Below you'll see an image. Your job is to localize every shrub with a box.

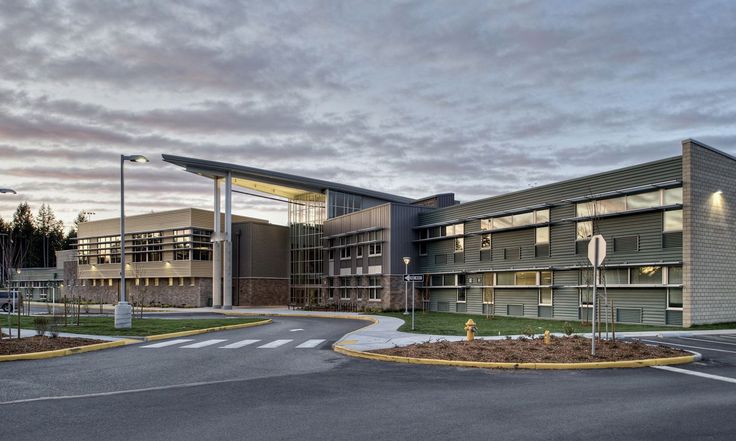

[49,316,62,338]
[563,322,575,336]
[33,316,50,337]
[521,326,535,338]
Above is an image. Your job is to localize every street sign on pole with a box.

[404,274,423,282]
[587,235,606,267]
[587,235,606,355]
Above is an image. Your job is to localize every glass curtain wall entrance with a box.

[288,192,326,305]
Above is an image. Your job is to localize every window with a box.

[496,272,515,285]
[576,221,593,240]
[369,276,381,301]
[340,287,350,300]
[419,243,427,256]
[494,215,513,229]
[627,191,660,210]
[340,246,351,260]
[540,271,552,285]
[664,187,683,205]
[168,277,173,286]
[576,187,683,218]
[480,209,549,232]
[668,288,683,309]
[481,234,491,250]
[154,278,159,286]
[179,277,184,287]
[445,223,464,236]
[535,226,549,244]
[515,272,537,286]
[535,209,550,223]
[539,288,552,306]
[580,289,593,306]
[631,266,663,284]
[601,268,629,285]
[356,245,363,258]
[668,266,683,284]
[108,278,113,286]
[369,242,382,256]
[457,289,466,303]
[454,237,464,253]
[664,210,683,232]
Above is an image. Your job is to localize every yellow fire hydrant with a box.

[465,319,477,342]
[544,330,551,345]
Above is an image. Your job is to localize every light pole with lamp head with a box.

[116,154,149,329]
[402,256,411,315]
[0,189,16,292]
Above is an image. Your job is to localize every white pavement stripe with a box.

[220,339,260,349]
[141,339,194,348]
[652,366,736,384]
[258,339,293,348]
[679,336,736,347]
[180,339,228,348]
[296,339,326,348]
[290,328,304,332]
[639,339,736,354]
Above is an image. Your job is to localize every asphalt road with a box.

[2,318,736,441]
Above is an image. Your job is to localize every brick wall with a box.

[235,278,288,306]
[683,140,736,326]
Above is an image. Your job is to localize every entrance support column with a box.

[223,172,233,310]
[212,178,222,308]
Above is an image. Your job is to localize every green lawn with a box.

[378,311,678,336]
[3,316,266,337]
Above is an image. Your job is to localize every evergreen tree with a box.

[11,202,35,268]
[34,204,65,267]
[63,211,89,250]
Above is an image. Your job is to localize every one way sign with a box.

[404,274,423,282]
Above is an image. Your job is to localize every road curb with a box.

[141,318,273,342]
[333,344,701,370]
[0,338,141,362]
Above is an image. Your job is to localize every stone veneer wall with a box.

[683,140,736,326]
[64,260,211,307]
[235,278,288,306]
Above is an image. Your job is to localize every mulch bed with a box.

[372,336,687,363]
[0,336,103,356]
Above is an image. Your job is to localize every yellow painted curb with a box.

[0,338,140,362]
[142,319,272,342]
[333,344,698,370]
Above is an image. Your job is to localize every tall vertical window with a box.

[454,237,464,253]
[535,227,549,244]
[663,210,683,232]
[576,221,593,240]
[481,234,491,250]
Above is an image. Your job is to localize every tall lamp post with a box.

[116,155,149,329]
[402,257,411,315]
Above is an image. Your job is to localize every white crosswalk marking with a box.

[220,339,260,349]
[180,339,228,348]
[258,339,293,348]
[296,339,325,348]
[141,339,194,348]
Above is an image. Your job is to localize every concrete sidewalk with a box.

[2,328,131,341]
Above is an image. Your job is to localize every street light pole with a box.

[115,155,149,329]
[402,257,410,315]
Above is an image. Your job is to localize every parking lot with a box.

[637,333,736,383]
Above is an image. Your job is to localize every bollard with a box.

[464,319,477,342]
[544,330,551,345]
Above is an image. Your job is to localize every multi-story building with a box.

[8,250,75,301]
[164,139,736,326]
[72,208,288,307]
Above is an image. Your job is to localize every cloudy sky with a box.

[1,0,735,228]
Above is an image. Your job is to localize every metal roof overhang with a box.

[162,154,413,203]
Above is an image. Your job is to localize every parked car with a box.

[0,290,17,312]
